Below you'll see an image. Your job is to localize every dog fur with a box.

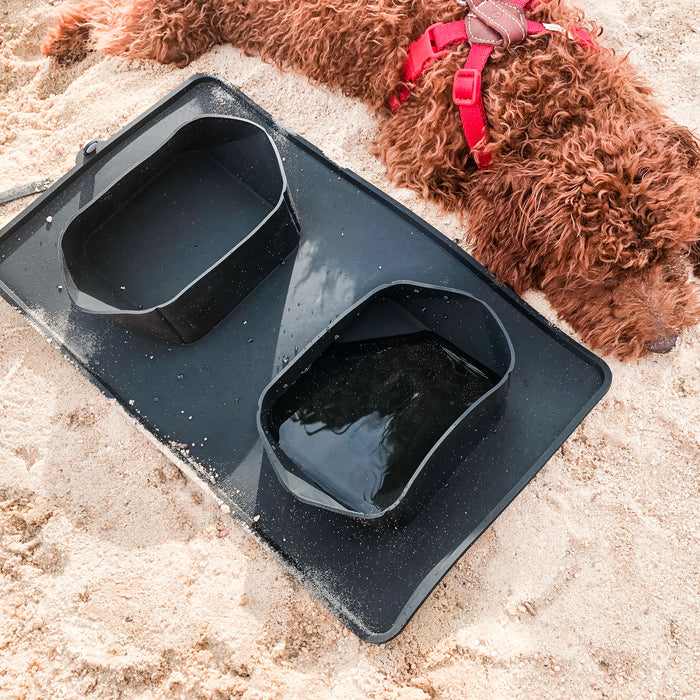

[41,0,700,359]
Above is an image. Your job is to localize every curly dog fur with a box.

[41,0,700,359]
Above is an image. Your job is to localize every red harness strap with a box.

[392,0,594,169]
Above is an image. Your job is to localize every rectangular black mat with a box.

[0,74,610,643]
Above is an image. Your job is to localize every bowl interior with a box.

[261,284,513,517]
[61,117,285,311]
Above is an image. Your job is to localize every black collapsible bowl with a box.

[59,115,300,343]
[0,75,612,642]
[258,281,515,525]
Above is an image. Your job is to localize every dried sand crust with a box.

[0,0,699,698]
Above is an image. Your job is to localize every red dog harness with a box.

[391,0,594,169]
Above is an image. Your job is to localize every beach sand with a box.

[1,0,699,697]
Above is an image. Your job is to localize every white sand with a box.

[1,0,699,697]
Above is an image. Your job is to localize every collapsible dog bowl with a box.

[59,115,300,343]
[0,75,611,643]
[258,282,515,525]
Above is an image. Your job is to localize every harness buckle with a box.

[405,23,450,82]
[452,68,482,106]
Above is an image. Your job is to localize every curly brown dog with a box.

[41,0,700,359]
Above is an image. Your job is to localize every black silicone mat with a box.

[0,74,611,643]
